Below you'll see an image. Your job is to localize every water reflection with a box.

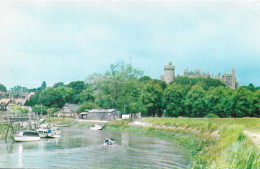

[0,128,189,168]
[18,143,23,168]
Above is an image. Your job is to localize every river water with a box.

[0,128,189,168]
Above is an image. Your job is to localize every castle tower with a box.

[232,68,236,89]
[163,62,175,84]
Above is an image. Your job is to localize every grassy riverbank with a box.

[137,118,260,169]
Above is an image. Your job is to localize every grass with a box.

[46,117,74,126]
[141,117,260,132]
[106,118,260,169]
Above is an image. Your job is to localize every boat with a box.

[36,128,49,138]
[90,124,102,130]
[36,127,61,138]
[104,138,115,146]
[13,131,40,142]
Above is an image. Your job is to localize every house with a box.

[0,99,11,111]
[54,103,81,118]
[80,109,119,121]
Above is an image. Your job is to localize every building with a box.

[81,109,119,121]
[215,68,238,89]
[160,61,238,89]
[54,103,81,118]
[184,68,210,78]
[160,62,175,84]
[0,99,11,111]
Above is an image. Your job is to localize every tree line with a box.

[2,62,259,117]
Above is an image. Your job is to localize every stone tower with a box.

[232,68,236,89]
[163,62,175,84]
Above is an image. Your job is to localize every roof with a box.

[88,109,117,113]
[64,103,81,113]
[0,99,11,105]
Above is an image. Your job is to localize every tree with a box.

[0,84,7,92]
[47,107,59,117]
[252,89,260,117]
[88,61,143,111]
[67,81,86,95]
[25,91,40,106]
[185,85,207,117]
[39,81,47,90]
[230,87,254,117]
[77,102,98,113]
[53,82,65,88]
[32,105,48,115]
[205,86,234,117]
[39,88,65,108]
[10,105,29,115]
[55,86,75,103]
[138,76,152,83]
[142,81,164,117]
[163,84,185,117]
[76,88,95,104]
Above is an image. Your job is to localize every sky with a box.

[1,1,260,89]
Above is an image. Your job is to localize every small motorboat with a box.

[104,138,115,146]
[13,131,40,142]
[36,127,61,138]
[90,124,102,130]
[36,128,49,138]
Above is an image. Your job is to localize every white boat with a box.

[36,127,61,138]
[90,124,102,130]
[36,128,49,138]
[13,131,40,142]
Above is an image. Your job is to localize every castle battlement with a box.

[160,62,238,89]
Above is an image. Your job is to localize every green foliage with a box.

[142,80,164,117]
[76,88,95,104]
[10,105,29,114]
[25,91,40,106]
[39,81,47,91]
[39,87,65,108]
[77,102,98,113]
[185,85,207,117]
[53,82,65,88]
[231,87,254,117]
[163,84,185,117]
[67,81,87,95]
[0,84,7,92]
[141,118,260,168]
[47,107,59,116]
[55,86,75,103]
[204,113,219,118]
[32,105,48,115]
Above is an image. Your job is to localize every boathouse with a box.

[80,109,119,121]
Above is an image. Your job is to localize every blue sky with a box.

[1,1,260,89]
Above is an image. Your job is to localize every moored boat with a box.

[13,131,40,142]
[36,127,61,138]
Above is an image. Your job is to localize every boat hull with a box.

[14,136,40,142]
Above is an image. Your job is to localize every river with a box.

[0,128,189,168]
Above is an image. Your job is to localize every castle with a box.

[160,62,238,89]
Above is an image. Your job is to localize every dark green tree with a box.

[39,88,65,108]
[67,81,86,95]
[55,86,75,103]
[163,84,185,117]
[231,87,254,117]
[39,81,47,90]
[0,84,7,92]
[53,82,65,88]
[185,85,207,117]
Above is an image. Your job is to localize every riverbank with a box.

[136,118,260,169]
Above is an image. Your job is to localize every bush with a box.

[205,113,219,118]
